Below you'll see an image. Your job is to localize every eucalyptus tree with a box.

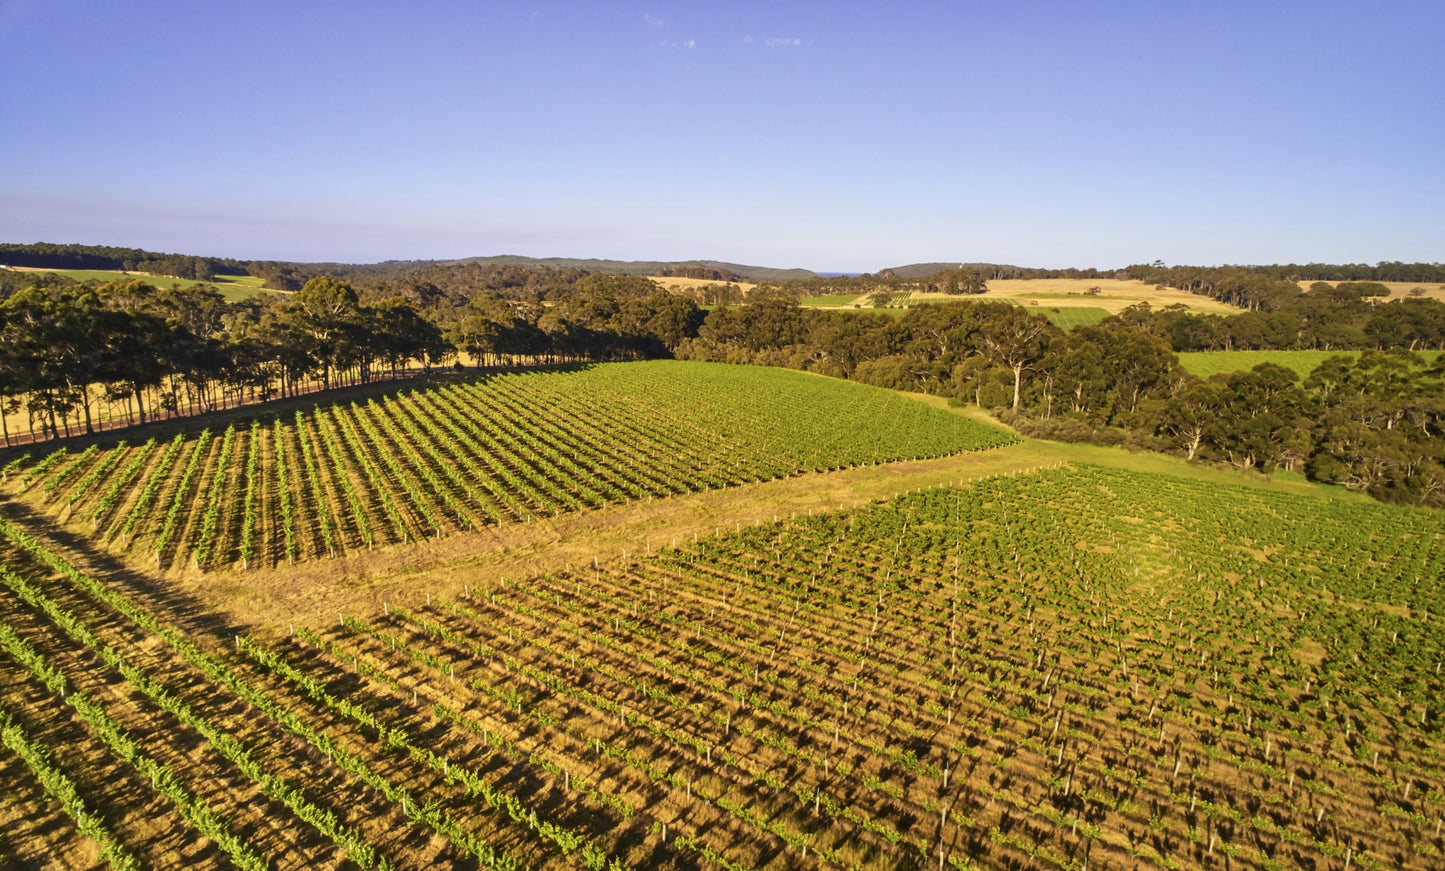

[282,277,363,388]
[969,301,1059,409]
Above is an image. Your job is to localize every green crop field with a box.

[1,357,1442,870]
[1179,349,1443,379]
[0,362,1013,572]
[1,457,1441,869]
[800,293,864,307]
[1035,305,1111,330]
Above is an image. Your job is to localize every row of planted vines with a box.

[264,465,1445,870]
[0,508,664,869]
[0,361,1014,572]
[5,461,1441,869]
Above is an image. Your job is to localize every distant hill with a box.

[878,262,1021,278]
[0,243,819,284]
[437,255,818,282]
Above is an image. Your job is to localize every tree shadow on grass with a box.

[0,495,247,648]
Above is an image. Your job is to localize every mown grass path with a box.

[175,411,1363,635]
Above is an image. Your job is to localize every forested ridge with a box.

[4,245,1445,507]
[0,243,810,289]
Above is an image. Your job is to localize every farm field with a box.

[1178,350,1444,380]
[797,301,1109,328]
[1,358,1442,870]
[800,294,863,307]
[1299,280,1445,302]
[869,279,1237,316]
[0,362,1014,574]
[1,454,1442,869]
[799,279,1239,320]
[649,275,759,297]
[7,267,281,302]
[1035,306,1111,330]
[157,407,1369,635]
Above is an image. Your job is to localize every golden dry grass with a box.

[1298,279,1445,301]
[646,275,759,296]
[966,278,1240,314]
[816,278,1241,315]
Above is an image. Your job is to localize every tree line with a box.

[1119,260,1445,290]
[0,271,705,445]
[676,297,1445,507]
[5,251,1445,507]
[1107,285,1445,352]
[6,242,1441,297]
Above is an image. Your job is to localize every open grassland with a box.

[800,294,863,307]
[1,454,1441,869]
[9,267,279,302]
[0,362,1013,575]
[965,278,1241,315]
[1035,306,1112,330]
[1179,350,1444,380]
[648,275,759,297]
[806,279,1240,318]
[1300,281,1445,302]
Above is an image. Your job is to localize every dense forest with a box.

[680,297,1445,506]
[3,244,1444,507]
[0,243,801,289]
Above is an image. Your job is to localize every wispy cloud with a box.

[763,37,802,48]
[660,37,695,50]
[642,12,663,28]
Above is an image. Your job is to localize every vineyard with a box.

[2,456,1442,869]
[0,362,1013,572]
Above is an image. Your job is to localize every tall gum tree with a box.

[970,302,1059,409]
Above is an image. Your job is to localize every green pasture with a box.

[1034,305,1110,330]
[12,268,278,302]
[1177,349,1443,380]
[800,294,862,306]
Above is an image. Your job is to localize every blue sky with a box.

[1,1,1441,272]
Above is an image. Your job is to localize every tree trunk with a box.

[1012,363,1024,409]
[81,387,94,434]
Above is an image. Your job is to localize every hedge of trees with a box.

[5,251,1445,507]
[0,278,448,442]
[1119,261,1445,297]
[0,271,707,445]
[1107,288,1445,352]
[677,297,1445,507]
